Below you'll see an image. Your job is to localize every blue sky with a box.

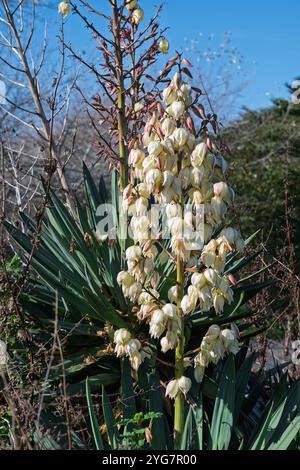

[51,0,300,114]
[151,0,300,111]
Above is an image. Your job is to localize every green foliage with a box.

[86,376,163,450]
[4,168,131,396]
[86,354,300,451]
[117,412,162,450]
[183,353,300,450]
[0,254,23,350]
[226,92,300,260]
[0,409,12,449]
[5,255,21,275]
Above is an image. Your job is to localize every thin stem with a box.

[174,253,185,449]
[112,0,128,191]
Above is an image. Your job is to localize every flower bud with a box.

[168,285,179,303]
[172,72,182,90]
[203,268,218,286]
[58,1,70,16]
[206,324,221,338]
[166,203,181,219]
[138,291,152,305]
[123,183,132,200]
[143,132,155,147]
[135,197,148,216]
[181,294,196,314]
[114,328,131,345]
[191,272,206,288]
[161,117,175,137]
[148,141,163,157]
[163,85,177,105]
[221,227,237,245]
[191,142,208,168]
[117,271,134,288]
[180,84,192,106]
[129,148,145,167]
[168,100,185,120]
[178,376,192,396]
[162,303,178,318]
[130,350,142,371]
[142,156,156,174]
[214,182,235,203]
[164,329,178,350]
[149,319,166,339]
[145,168,163,193]
[188,285,199,303]
[210,196,228,222]
[195,350,210,369]
[165,379,179,399]
[126,245,142,262]
[212,289,225,314]
[160,336,171,353]
[201,241,217,268]
[159,38,170,55]
[163,171,174,189]
[151,309,166,324]
[125,0,137,9]
[126,338,141,355]
[172,128,188,149]
[132,7,144,24]
[220,328,240,354]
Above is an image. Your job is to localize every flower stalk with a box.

[115,64,244,442]
[174,144,185,447]
[174,253,185,448]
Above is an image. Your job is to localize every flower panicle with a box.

[115,71,244,378]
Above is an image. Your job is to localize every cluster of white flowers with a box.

[181,268,234,315]
[194,324,240,383]
[166,376,192,400]
[149,303,180,353]
[114,328,151,371]
[201,227,244,273]
[116,71,244,395]
[117,243,158,301]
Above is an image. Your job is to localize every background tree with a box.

[225,79,300,345]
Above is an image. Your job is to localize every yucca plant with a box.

[4,163,281,446]
[3,0,299,451]
[4,68,292,450]
[5,165,268,383]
